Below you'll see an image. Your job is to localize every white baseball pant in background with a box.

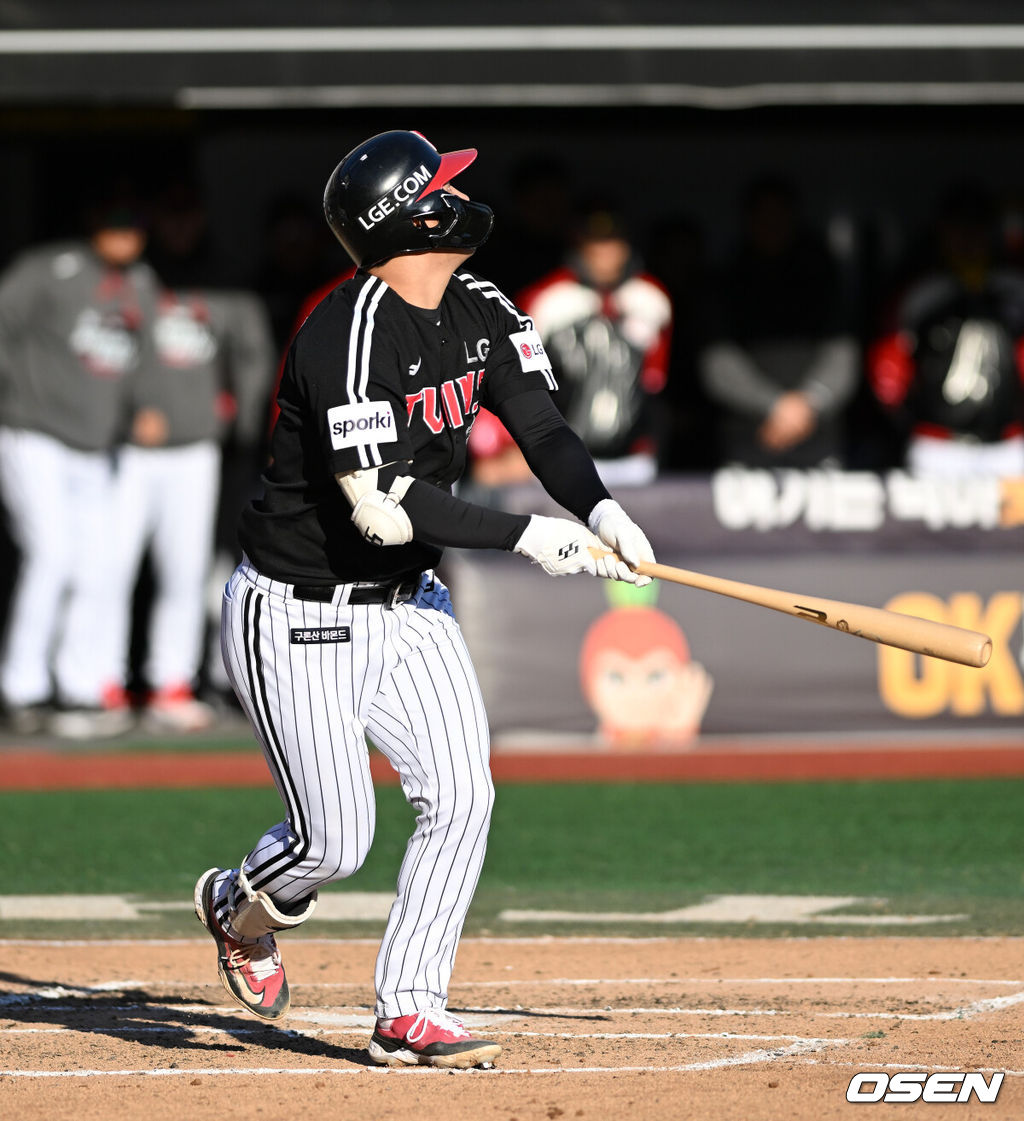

[0,426,117,707]
[213,559,494,1019]
[106,440,221,692]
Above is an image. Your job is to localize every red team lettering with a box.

[406,370,485,433]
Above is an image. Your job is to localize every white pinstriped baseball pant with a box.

[214,559,494,1019]
[0,427,117,707]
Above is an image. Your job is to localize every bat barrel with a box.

[625,557,994,669]
[842,610,993,668]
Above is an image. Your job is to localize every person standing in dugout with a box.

[0,194,159,738]
[194,130,656,1069]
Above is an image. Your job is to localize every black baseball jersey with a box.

[240,269,556,583]
[899,270,1024,442]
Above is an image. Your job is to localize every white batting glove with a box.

[513,515,602,577]
[587,498,655,587]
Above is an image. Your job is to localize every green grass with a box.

[487,779,1024,897]
[1,778,1021,937]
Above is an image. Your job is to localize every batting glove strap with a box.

[587,498,655,586]
[513,515,602,577]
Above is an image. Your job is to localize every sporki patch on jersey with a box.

[328,400,398,451]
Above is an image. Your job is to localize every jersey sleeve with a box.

[0,250,44,375]
[219,291,277,448]
[296,277,415,475]
[458,272,558,412]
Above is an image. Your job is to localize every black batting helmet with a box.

[323,130,494,268]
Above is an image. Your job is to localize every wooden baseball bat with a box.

[591,550,992,668]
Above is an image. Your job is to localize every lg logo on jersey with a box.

[511,328,549,372]
[518,336,546,364]
[465,337,490,363]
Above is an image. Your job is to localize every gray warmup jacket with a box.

[0,241,160,452]
[138,290,276,448]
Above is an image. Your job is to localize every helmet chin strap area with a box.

[424,195,494,253]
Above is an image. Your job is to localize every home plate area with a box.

[2,937,1022,1121]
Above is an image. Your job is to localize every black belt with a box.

[292,577,421,607]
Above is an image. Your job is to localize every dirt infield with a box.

[2,936,1021,1120]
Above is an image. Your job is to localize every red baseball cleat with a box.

[193,867,290,1021]
[368,1007,501,1069]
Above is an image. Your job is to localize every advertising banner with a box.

[449,470,1024,744]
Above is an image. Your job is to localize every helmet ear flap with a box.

[407,192,459,236]
[406,194,494,254]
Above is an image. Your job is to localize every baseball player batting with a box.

[194,129,655,1070]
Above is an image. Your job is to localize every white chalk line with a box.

[760,988,1024,1022]
[0,1039,847,1078]
[465,988,1024,1022]
[526,990,1024,1021]
[0,1001,805,1017]
[6,1054,1024,1080]
[4,934,1019,1084]
[0,1024,853,1044]
[4,992,1022,1023]
[4,993,1022,1022]
[11,1053,1018,1080]
[4,974,1019,998]
[3,979,1019,1085]
[4,985,1022,1080]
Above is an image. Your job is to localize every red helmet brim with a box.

[419,148,478,199]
